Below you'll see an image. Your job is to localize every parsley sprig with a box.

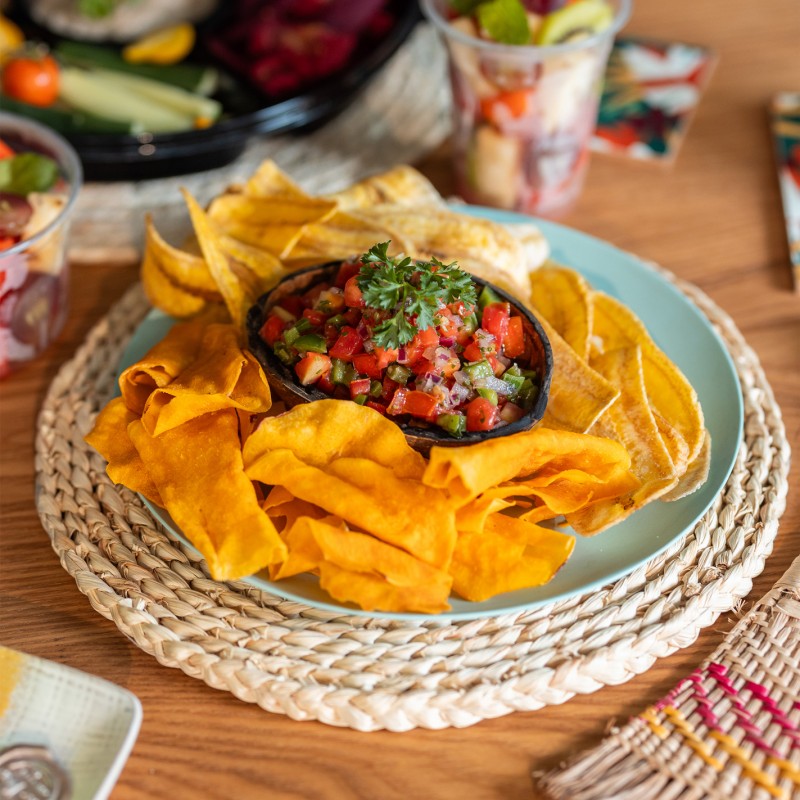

[356,242,477,349]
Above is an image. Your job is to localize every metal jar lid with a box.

[0,745,71,800]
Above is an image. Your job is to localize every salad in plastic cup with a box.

[421,0,631,218]
[0,112,82,378]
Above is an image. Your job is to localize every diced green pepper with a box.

[293,334,327,353]
[503,372,525,393]
[354,394,368,405]
[386,363,413,384]
[478,285,502,311]
[294,317,313,334]
[273,342,296,366]
[283,327,300,346]
[462,312,479,334]
[517,379,539,410]
[463,359,493,382]
[477,388,498,405]
[436,413,467,438]
[505,364,522,377]
[369,380,383,398]
[331,358,358,386]
[327,314,346,328]
[520,368,539,381]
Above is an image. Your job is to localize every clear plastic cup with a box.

[0,112,83,378]
[421,0,630,218]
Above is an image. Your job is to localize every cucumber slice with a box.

[0,94,139,135]
[55,41,219,95]
[87,69,222,122]
[534,0,614,45]
[59,67,195,133]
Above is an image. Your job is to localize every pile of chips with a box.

[84,161,710,614]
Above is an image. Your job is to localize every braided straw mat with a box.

[35,266,790,733]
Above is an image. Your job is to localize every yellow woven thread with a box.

[662,706,724,770]
[710,732,785,798]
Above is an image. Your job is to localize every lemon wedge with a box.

[123,23,196,65]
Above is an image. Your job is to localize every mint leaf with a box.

[476,0,530,45]
[0,153,60,197]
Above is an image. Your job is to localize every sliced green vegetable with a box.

[293,317,313,334]
[353,394,368,405]
[534,0,614,45]
[477,387,498,405]
[293,334,327,354]
[273,342,295,366]
[436,413,467,438]
[0,94,138,135]
[283,327,300,346]
[59,67,195,133]
[463,359,493,381]
[0,153,59,196]
[476,0,530,45]
[502,372,525,393]
[56,41,219,95]
[331,358,358,386]
[369,380,383,398]
[478,285,502,311]
[386,363,413,384]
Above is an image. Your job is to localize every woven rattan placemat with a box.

[35,266,789,732]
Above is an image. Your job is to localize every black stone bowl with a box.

[246,261,553,455]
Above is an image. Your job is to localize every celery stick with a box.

[59,67,195,133]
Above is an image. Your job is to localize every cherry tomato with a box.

[2,54,60,107]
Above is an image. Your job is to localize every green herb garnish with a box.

[0,153,59,197]
[356,241,478,349]
[476,0,531,45]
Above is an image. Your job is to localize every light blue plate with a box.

[119,208,743,621]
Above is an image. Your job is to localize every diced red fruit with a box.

[335,259,361,287]
[295,353,331,385]
[415,326,439,349]
[503,316,525,358]
[466,397,500,432]
[411,358,434,377]
[499,402,525,424]
[259,314,286,346]
[328,326,363,360]
[352,352,382,380]
[386,387,407,415]
[481,302,510,342]
[487,354,505,377]
[365,400,387,415]
[278,294,304,317]
[317,372,335,394]
[523,0,567,13]
[381,375,400,402]
[342,308,361,326]
[462,340,483,362]
[343,275,364,308]
[447,300,472,317]
[302,308,326,327]
[397,338,424,365]
[373,346,398,370]
[0,237,17,251]
[302,281,328,308]
[0,139,15,160]
[403,390,439,420]
[315,288,346,314]
[349,377,372,399]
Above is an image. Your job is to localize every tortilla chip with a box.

[128,409,286,580]
[119,318,208,415]
[450,513,574,602]
[85,397,163,505]
[244,159,310,199]
[141,243,210,320]
[529,264,592,359]
[141,324,271,436]
[270,514,325,580]
[504,222,550,271]
[319,561,451,614]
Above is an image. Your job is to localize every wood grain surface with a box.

[1,1,799,798]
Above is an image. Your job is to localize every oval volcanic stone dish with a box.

[246,261,553,455]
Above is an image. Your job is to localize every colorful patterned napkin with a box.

[770,92,800,289]
[592,37,717,163]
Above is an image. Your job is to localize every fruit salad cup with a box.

[422,0,630,219]
[0,112,82,378]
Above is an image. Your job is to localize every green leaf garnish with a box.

[0,153,60,197]
[356,242,478,349]
[476,0,530,45]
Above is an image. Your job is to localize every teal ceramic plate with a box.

[118,208,744,621]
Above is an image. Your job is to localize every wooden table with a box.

[2,1,798,797]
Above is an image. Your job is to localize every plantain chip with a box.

[661,428,712,502]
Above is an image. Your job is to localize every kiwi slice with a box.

[534,0,614,45]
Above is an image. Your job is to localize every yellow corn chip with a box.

[84,396,163,505]
[270,515,325,580]
[326,165,444,210]
[244,159,310,199]
[141,324,271,436]
[141,243,210,319]
[128,409,286,581]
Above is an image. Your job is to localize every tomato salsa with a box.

[257,243,542,437]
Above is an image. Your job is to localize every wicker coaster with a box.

[35,267,790,732]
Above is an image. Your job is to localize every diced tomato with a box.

[499,401,525,423]
[466,397,499,431]
[397,338,424,365]
[365,400,387,415]
[349,377,372,399]
[343,276,364,308]
[259,314,286,346]
[0,237,16,251]
[373,346,398,370]
[302,281,329,308]
[503,316,525,358]
[411,358,435,377]
[317,372,336,394]
[404,390,439,420]
[0,139,15,160]
[353,353,383,380]
[279,295,304,317]
[315,288,346,314]
[386,387,407,415]
[436,313,458,338]
[462,340,483,362]
[481,302,510,342]
[487,354,504,377]
[414,326,438,349]
[447,300,473,317]
[382,375,400,402]
[302,308,326,327]
[329,326,364,360]
[295,353,331,385]
[335,259,361,288]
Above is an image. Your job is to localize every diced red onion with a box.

[356,319,369,339]
[453,370,470,386]
[398,346,407,362]
[439,335,455,347]
[450,383,470,405]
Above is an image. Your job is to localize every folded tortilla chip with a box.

[244,159,310,199]
[141,324,271,436]
[326,165,444,210]
[450,513,575,602]
[128,409,286,581]
[85,396,163,505]
[141,244,210,320]
[270,514,325,580]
